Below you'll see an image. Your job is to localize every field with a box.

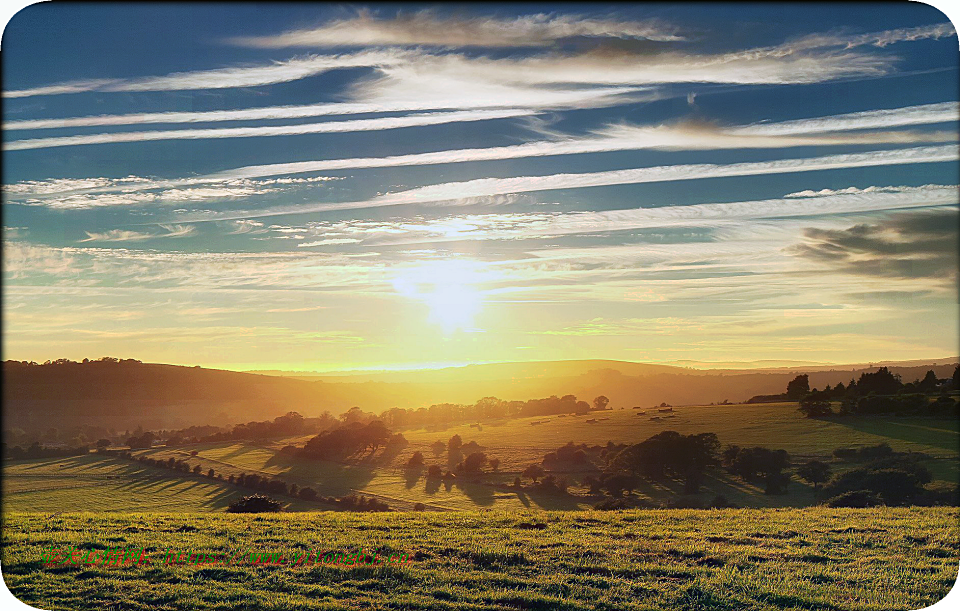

[6,402,957,513]
[2,508,958,611]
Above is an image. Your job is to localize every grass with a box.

[4,402,957,513]
[2,508,958,610]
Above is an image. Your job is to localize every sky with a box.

[2,3,959,371]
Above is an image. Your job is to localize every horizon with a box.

[3,4,959,371]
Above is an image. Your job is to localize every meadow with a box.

[4,402,958,513]
[2,508,958,611]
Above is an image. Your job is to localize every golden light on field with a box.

[392,259,485,333]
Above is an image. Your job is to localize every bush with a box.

[825,490,882,508]
[407,451,424,468]
[413,502,426,511]
[226,494,283,513]
[594,497,630,510]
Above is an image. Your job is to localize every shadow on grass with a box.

[829,417,960,453]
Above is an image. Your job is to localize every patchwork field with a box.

[4,402,958,514]
[2,508,958,611]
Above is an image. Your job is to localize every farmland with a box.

[4,402,958,513]
[3,508,958,611]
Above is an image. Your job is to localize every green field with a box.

[2,508,957,611]
[4,402,958,513]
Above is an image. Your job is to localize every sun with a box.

[392,260,484,333]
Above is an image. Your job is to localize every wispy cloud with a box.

[280,185,959,247]
[186,145,958,220]
[225,10,684,48]
[5,108,535,151]
[3,50,404,99]
[79,224,197,242]
[735,101,958,135]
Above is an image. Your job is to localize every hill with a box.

[3,508,957,611]
[2,359,330,431]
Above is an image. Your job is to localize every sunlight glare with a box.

[392,260,485,333]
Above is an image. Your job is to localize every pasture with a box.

[4,402,958,513]
[2,508,957,611]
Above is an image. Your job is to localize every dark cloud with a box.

[786,209,959,280]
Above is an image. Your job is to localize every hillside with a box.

[2,359,330,430]
[4,509,957,611]
[5,358,957,433]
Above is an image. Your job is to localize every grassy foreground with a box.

[2,508,958,611]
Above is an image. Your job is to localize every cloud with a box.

[8,21,948,103]
[79,225,197,242]
[225,10,684,48]
[735,102,958,136]
[5,108,535,151]
[786,209,959,280]
[274,185,957,247]
[225,220,267,235]
[5,177,337,210]
[78,229,155,243]
[185,145,958,221]
[3,50,404,99]
[4,86,640,131]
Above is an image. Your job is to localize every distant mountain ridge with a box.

[5,357,957,432]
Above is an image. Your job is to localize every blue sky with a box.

[3,4,958,370]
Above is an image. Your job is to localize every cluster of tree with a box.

[594,493,737,510]
[291,420,403,461]
[542,442,593,469]
[373,394,610,431]
[126,431,156,449]
[227,494,282,513]
[5,357,142,367]
[819,454,951,507]
[607,431,721,494]
[117,451,390,511]
[157,412,339,445]
[3,423,116,450]
[722,445,792,494]
[2,441,89,460]
[794,366,960,418]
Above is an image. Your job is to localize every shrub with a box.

[226,494,283,513]
[413,502,426,511]
[407,451,424,468]
[594,497,630,510]
[825,490,882,508]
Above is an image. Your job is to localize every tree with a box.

[207,468,216,478]
[488,457,500,472]
[798,394,834,418]
[448,435,462,453]
[919,370,939,393]
[407,451,424,468]
[592,396,610,411]
[796,460,831,489]
[786,374,810,400]
[431,440,446,456]
[226,494,283,513]
[427,465,443,479]
[95,439,111,449]
[953,365,960,389]
[602,473,640,497]
[463,452,487,473]
[299,487,318,501]
[522,464,545,483]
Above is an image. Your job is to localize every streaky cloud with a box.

[225,10,684,48]
[178,145,960,221]
[4,109,536,151]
